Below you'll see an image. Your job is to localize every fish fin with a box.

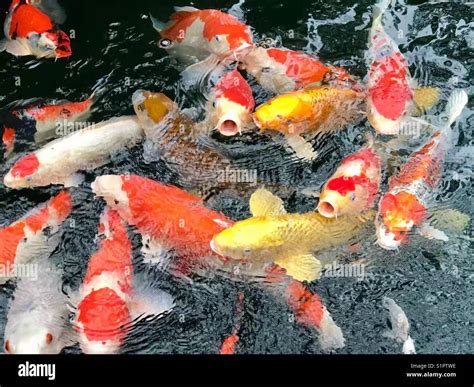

[129,287,174,322]
[318,306,345,351]
[62,173,84,188]
[418,222,449,242]
[149,14,167,32]
[180,54,228,90]
[430,208,470,232]
[444,89,468,127]
[411,87,439,116]
[285,135,318,161]
[274,254,322,282]
[402,336,416,354]
[174,6,199,13]
[0,39,31,56]
[249,188,287,216]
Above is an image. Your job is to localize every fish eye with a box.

[261,67,271,73]
[4,339,10,353]
[159,38,172,48]
[46,333,53,345]
[215,36,221,42]
[350,192,356,201]
[212,101,217,108]
[114,199,119,205]
[26,176,33,182]
[243,248,252,255]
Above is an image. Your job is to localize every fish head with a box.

[376,192,427,250]
[32,29,71,58]
[212,70,255,136]
[4,154,40,188]
[203,12,253,53]
[4,318,63,354]
[76,288,129,354]
[211,216,285,261]
[318,176,357,218]
[253,93,309,132]
[132,90,177,131]
[91,175,131,219]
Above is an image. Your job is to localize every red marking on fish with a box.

[2,126,15,155]
[286,280,324,328]
[220,334,239,354]
[215,70,254,111]
[8,0,53,38]
[267,48,331,88]
[10,154,40,178]
[368,53,412,120]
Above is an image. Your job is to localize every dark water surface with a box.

[0,0,472,354]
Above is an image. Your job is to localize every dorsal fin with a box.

[249,188,287,217]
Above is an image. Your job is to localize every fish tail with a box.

[444,89,468,128]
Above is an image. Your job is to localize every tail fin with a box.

[444,89,468,128]
[371,0,392,30]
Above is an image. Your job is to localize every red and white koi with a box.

[318,147,382,218]
[206,70,255,136]
[151,6,253,63]
[366,0,437,135]
[241,46,354,94]
[376,90,468,250]
[0,191,72,284]
[4,116,143,189]
[1,0,71,59]
[74,208,174,354]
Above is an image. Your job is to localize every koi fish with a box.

[4,116,143,189]
[1,0,71,59]
[382,297,415,354]
[151,6,253,63]
[211,188,373,282]
[317,147,382,218]
[206,70,255,136]
[366,0,437,135]
[253,86,365,160]
[0,191,72,284]
[285,280,345,351]
[241,46,354,94]
[3,259,70,354]
[91,174,234,274]
[1,97,94,157]
[376,90,468,250]
[74,208,174,354]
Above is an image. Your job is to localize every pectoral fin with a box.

[180,55,227,90]
[411,87,439,116]
[249,188,287,216]
[61,173,85,188]
[129,287,174,322]
[285,135,318,161]
[275,254,322,282]
[418,222,449,242]
[150,14,167,32]
[0,39,31,56]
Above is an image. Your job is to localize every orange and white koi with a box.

[0,191,72,284]
[318,147,381,218]
[206,70,255,136]
[366,0,437,135]
[1,0,71,59]
[376,90,467,250]
[4,116,143,189]
[151,6,253,63]
[91,174,233,274]
[241,46,354,94]
[75,208,174,354]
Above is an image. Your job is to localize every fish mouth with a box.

[375,225,401,251]
[217,119,239,136]
[318,200,338,218]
